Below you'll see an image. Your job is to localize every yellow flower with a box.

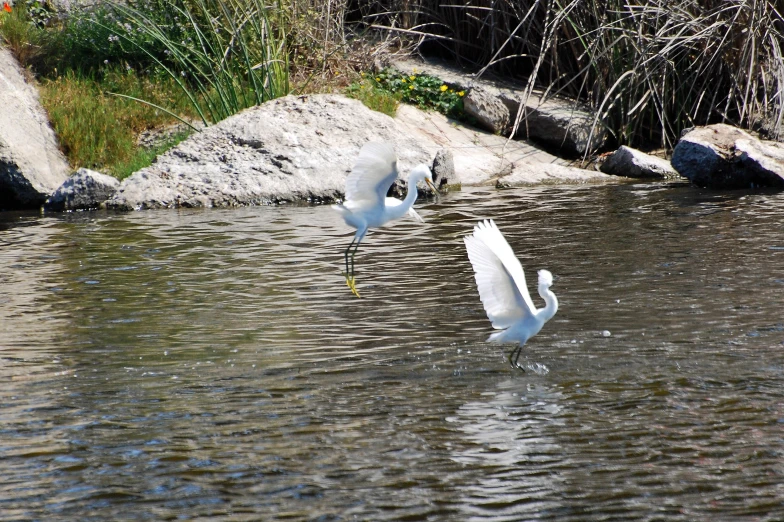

[440,85,448,92]
[360,72,365,77]
[409,84,414,90]
[458,91,465,97]
[401,78,407,83]
[375,77,380,82]
[409,75,416,81]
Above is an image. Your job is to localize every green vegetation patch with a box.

[347,69,467,120]
[40,69,196,179]
[1,0,290,179]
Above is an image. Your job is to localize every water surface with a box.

[2,183,783,520]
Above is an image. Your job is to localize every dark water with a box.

[2,183,783,521]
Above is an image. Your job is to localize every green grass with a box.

[112,130,191,180]
[345,74,400,117]
[39,69,198,178]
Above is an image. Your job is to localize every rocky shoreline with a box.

[2,50,784,213]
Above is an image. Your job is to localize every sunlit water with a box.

[2,183,784,521]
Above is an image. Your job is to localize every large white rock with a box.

[108,94,618,210]
[109,95,439,210]
[0,47,70,209]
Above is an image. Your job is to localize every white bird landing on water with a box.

[333,142,437,297]
[464,219,559,369]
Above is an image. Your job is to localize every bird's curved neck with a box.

[401,175,420,208]
[536,286,559,323]
[387,175,420,219]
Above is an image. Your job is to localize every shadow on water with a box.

[1,183,784,520]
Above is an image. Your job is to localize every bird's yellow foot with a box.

[349,278,361,298]
[344,275,361,298]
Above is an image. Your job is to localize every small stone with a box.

[600,146,677,179]
[46,168,120,211]
[431,148,456,189]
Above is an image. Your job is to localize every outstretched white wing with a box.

[344,142,399,207]
[464,219,536,329]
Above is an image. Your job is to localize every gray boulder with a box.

[507,95,606,157]
[108,95,437,210]
[390,57,606,156]
[672,124,784,189]
[600,146,677,179]
[0,47,71,210]
[463,87,509,135]
[46,168,120,211]
[431,148,457,188]
[388,147,455,197]
[393,103,571,185]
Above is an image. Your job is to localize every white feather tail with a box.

[408,207,425,223]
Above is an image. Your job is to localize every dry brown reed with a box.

[331,0,784,150]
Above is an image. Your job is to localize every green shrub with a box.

[345,73,400,117]
[347,69,466,119]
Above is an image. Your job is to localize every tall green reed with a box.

[104,0,290,125]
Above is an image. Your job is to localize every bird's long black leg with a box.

[509,346,525,371]
[343,236,357,286]
[347,237,363,297]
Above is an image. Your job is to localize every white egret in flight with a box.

[333,142,437,297]
[464,219,558,368]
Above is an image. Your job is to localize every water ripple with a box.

[1,184,784,520]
